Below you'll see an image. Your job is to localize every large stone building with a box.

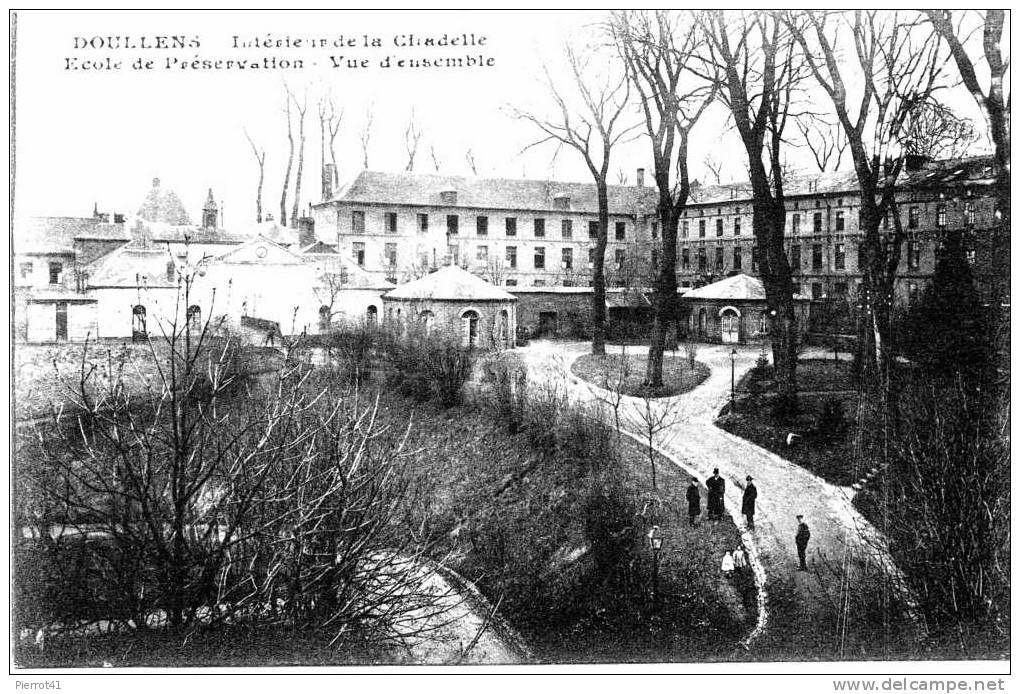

[312,156,1002,311]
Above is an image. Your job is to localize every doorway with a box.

[538,311,558,337]
[55,302,68,341]
[720,308,740,344]
[462,310,480,348]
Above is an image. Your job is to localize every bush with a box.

[382,325,475,408]
[322,319,381,386]
[814,396,848,445]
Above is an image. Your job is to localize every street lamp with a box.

[730,348,738,413]
[648,526,664,607]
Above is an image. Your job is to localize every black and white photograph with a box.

[7,8,1011,684]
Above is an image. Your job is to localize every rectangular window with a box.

[447,214,459,235]
[751,246,759,272]
[561,247,573,270]
[651,221,659,239]
[835,243,845,270]
[908,281,919,305]
[49,262,62,285]
[561,219,573,239]
[384,212,398,233]
[811,282,823,300]
[505,217,517,236]
[417,213,429,233]
[812,243,824,270]
[588,247,595,267]
[682,221,689,238]
[733,246,742,270]
[449,243,460,266]
[681,247,690,271]
[716,219,723,237]
[966,249,976,265]
[835,210,845,232]
[834,282,848,298]
[698,220,706,237]
[697,247,707,272]
[883,210,891,229]
[813,212,822,233]
[715,246,724,271]
[615,222,626,240]
[936,204,947,229]
[908,207,919,229]
[506,278,518,287]
[19,262,32,279]
[734,217,741,235]
[506,245,517,269]
[353,242,366,267]
[615,248,626,268]
[476,215,488,236]
[534,246,546,269]
[588,221,599,239]
[533,279,546,287]
[477,244,488,262]
[384,242,398,267]
[790,244,801,271]
[964,201,975,227]
[651,248,659,268]
[907,241,921,269]
[534,218,546,237]
[792,213,801,234]
[352,210,366,232]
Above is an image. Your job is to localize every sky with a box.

[11,10,998,226]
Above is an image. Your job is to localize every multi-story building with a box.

[310,169,659,289]
[313,155,1001,312]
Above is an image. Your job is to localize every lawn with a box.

[737,358,859,393]
[571,352,711,398]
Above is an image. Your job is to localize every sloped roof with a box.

[385,265,516,302]
[137,178,192,225]
[902,155,998,189]
[606,288,652,309]
[86,244,176,287]
[13,216,128,254]
[302,241,339,254]
[323,171,655,214]
[684,273,809,301]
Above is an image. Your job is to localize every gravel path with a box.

[517,339,921,659]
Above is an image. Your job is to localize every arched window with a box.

[187,305,201,331]
[499,309,510,348]
[462,309,480,348]
[720,307,740,344]
[366,305,378,326]
[132,305,147,341]
[697,308,707,338]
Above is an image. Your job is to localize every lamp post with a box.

[648,525,664,608]
[731,348,738,413]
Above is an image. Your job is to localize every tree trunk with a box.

[645,210,679,389]
[291,110,306,228]
[591,182,609,356]
[280,108,294,227]
[255,162,264,223]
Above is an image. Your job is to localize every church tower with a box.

[202,189,218,229]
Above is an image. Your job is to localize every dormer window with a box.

[553,195,570,210]
[440,190,458,205]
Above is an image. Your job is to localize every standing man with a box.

[686,478,701,527]
[742,475,758,530]
[706,468,725,520]
[795,515,811,571]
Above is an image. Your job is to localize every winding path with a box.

[517,339,920,659]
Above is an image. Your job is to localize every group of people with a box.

[684,468,812,571]
[720,546,748,576]
[685,468,757,529]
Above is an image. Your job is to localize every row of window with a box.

[19,261,64,284]
[351,240,630,272]
[677,241,926,273]
[346,210,630,240]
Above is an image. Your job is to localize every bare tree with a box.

[702,153,724,184]
[611,10,717,388]
[430,144,442,173]
[404,109,423,172]
[697,10,807,406]
[360,104,375,170]
[796,116,848,172]
[510,41,639,357]
[788,10,949,376]
[465,148,479,176]
[280,84,295,227]
[900,101,979,160]
[243,129,266,223]
[634,391,686,489]
[318,93,343,199]
[615,168,629,185]
[288,86,309,228]
[925,10,1009,279]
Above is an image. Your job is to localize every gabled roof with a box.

[213,235,305,264]
[301,241,339,254]
[385,265,516,302]
[13,216,128,254]
[321,171,655,214]
[85,244,175,288]
[684,273,809,301]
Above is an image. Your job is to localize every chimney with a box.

[636,168,645,187]
[322,163,336,200]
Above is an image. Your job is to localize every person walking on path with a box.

[742,475,758,530]
[733,546,747,571]
[795,515,811,571]
[721,550,735,576]
[706,468,725,520]
[686,478,701,527]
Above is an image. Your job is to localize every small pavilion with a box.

[680,273,810,344]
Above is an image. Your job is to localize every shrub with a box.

[382,325,475,408]
[814,396,848,445]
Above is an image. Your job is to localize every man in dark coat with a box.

[795,515,811,570]
[686,478,701,526]
[742,475,758,530]
[706,468,725,520]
